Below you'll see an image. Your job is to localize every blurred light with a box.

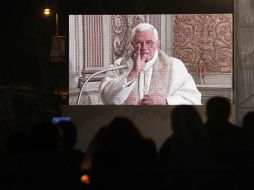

[81,174,90,185]
[43,8,51,16]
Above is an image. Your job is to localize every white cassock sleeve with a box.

[99,57,202,105]
[99,58,136,105]
[166,58,202,105]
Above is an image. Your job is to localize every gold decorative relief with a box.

[173,14,232,85]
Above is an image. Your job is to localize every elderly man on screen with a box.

[99,23,201,105]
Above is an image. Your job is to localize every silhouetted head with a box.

[92,117,154,170]
[206,96,231,122]
[87,125,109,154]
[107,117,142,142]
[57,121,77,149]
[29,121,61,150]
[171,105,204,141]
[5,130,29,158]
[243,111,254,129]
[96,116,143,156]
[82,125,109,171]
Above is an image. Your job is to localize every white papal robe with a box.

[99,50,201,105]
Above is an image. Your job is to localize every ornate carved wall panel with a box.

[172,14,232,86]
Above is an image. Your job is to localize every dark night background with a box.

[0,0,234,124]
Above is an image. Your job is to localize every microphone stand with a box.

[76,64,128,105]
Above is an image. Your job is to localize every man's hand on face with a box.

[140,94,167,105]
[127,44,147,81]
[133,44,148,72]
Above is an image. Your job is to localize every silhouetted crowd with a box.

[1,96,254,190]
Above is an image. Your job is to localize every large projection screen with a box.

[69,14,233,106]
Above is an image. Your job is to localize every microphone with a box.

[76,64,128,105]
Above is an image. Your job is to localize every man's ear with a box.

[157,40,160,48]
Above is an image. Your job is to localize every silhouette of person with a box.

[238,111,254,165]
[15,121,78,190]
[81,125,109,172]
[90,117,158,190]
[159,105,216,190]
[0,146,15,190]
[160,105,215,170]
[57,121,84,170]
[205,96,241,167]
[5,130,29,159]
[242,111,254,145]
[238,111,254,190]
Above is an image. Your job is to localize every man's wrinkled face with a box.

[131,30,159,62]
